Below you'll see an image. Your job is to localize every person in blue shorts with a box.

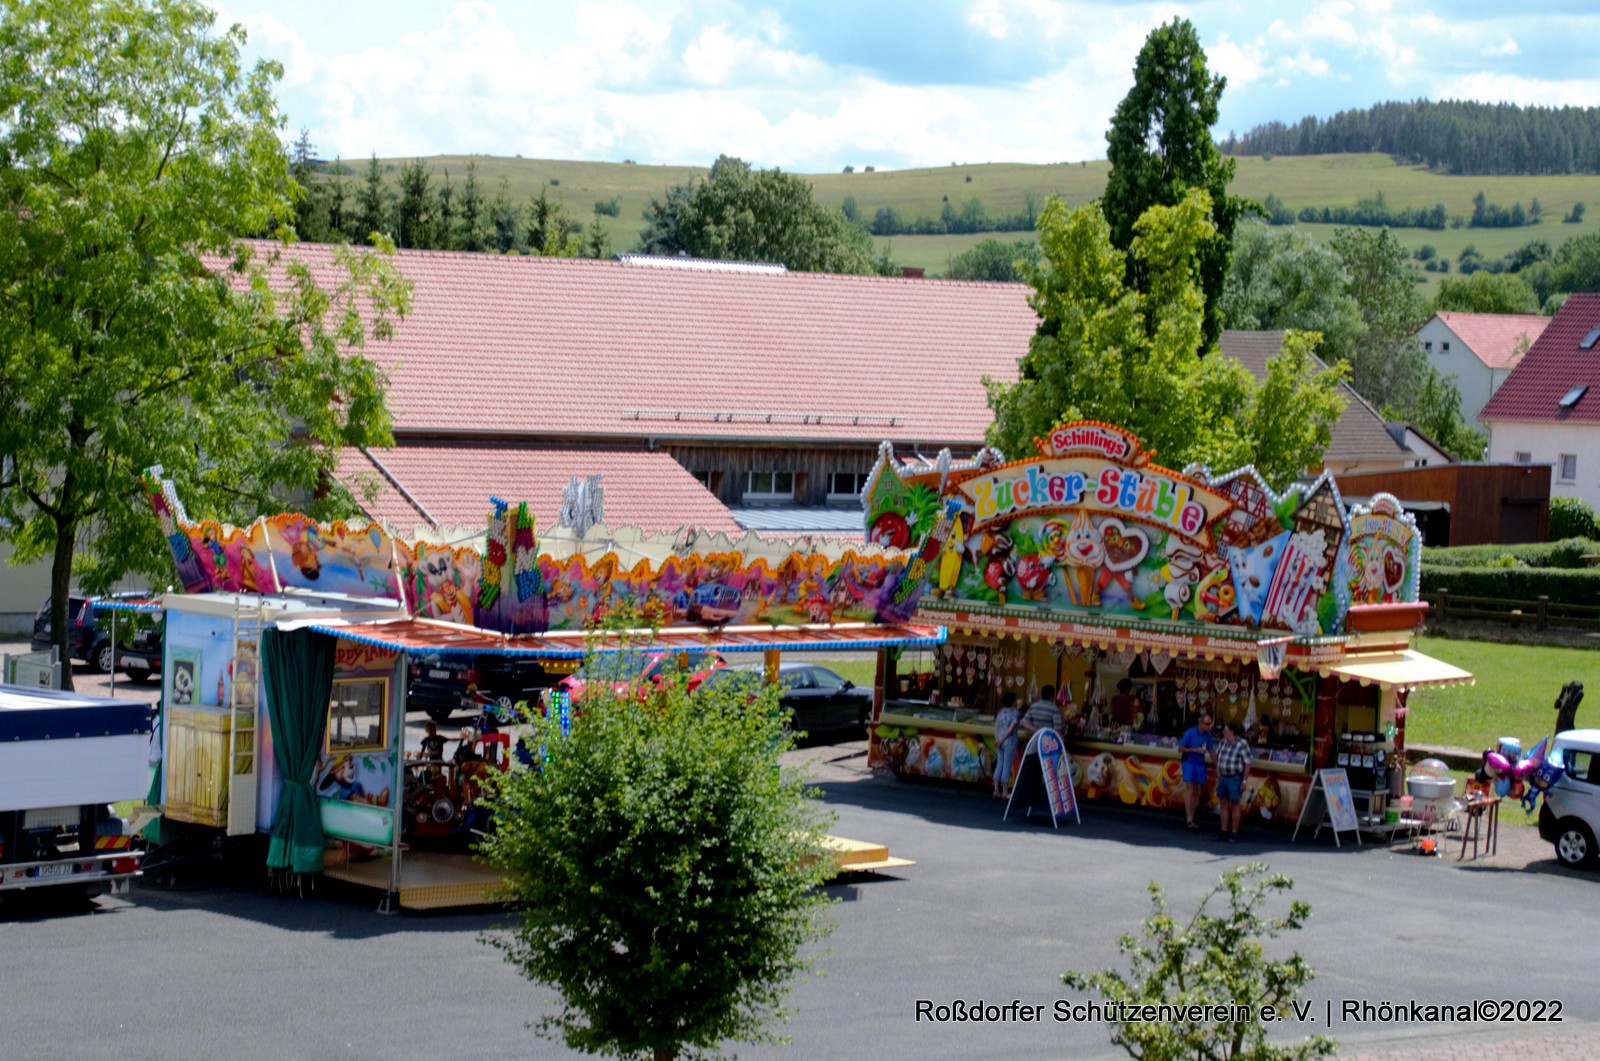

[1179,712,1214,831]
[1213,721,1252,843]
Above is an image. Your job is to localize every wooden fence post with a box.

[1538,595,1549,630]
[1435,588,1448,621]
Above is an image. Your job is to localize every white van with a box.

[1538,729,1600,868]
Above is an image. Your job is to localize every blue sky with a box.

[213,0,1600,172]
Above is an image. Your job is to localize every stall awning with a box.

[294,617,945,659]
[1321,649,1474,691]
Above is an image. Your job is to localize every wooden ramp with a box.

[323,849,501,911]
[821,834,914,874]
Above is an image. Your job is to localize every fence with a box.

[1425,589,1600,632]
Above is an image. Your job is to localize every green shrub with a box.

[1422,537,1598,569]
[1420,564,1600,605]
[1550,497,1598,541]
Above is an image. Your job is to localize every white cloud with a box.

[1433,72,1600,109]
[681,24,821,87]
[1482,37,1520,57]
[966,0,1071,41]
[1207,32,1270,89]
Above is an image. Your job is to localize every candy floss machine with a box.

[1406,759,1457,823]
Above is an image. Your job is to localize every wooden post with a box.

[1436,588,1448,621]
[1538,595,1549,630]
[763,647,780,684]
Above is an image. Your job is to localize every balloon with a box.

[1485,751,1511,776]
[1494,777,1511,797]
[1513,758,1537,781]
[1510,779,1526,799]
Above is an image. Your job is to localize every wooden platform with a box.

[322,849,502,911]
[820,834,915,873]
[323,833,911,911]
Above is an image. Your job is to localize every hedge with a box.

[1420,564,1600,606]
[1421,537,1600,570]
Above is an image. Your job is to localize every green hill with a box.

[327,153,1598,283]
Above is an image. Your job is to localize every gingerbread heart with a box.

[1098,518,1149,571]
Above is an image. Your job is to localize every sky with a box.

[212,0,1600,173]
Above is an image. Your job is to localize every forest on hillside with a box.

[1224,99,1600,176]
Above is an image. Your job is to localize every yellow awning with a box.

[1324,649,1474,691]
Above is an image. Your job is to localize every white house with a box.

[1481,293,1600,511]
[1416,311,1550,430]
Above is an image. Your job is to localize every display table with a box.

[1458,796,1500,861]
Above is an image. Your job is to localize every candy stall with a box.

[864,422,1473,829]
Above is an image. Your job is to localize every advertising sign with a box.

[1006,727,1080,827]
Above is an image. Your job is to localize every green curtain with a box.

[261,627,337,874]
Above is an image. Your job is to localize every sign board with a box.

[1292,768,1361,847]
[2,650,61,690]
[1005,727,1080,828]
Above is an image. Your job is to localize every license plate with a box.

[429,669,451,680]
[35,863,75,880]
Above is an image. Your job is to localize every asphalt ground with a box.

[7,643,1599,1058]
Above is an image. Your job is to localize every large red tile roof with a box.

[337,442,742,535]
[275,244,1038,446]
[1480,294,1600,424]
[1433,311,1550,369]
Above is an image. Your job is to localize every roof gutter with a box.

[359,445,439,528]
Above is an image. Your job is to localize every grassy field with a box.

[1407,637,1597,753]
[338,152,1599,285]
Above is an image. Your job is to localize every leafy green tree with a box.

[1064,863,1335,1061]
[583,211,612,259]
[1553,231,1600,293]
[356,153,390,241]
[1550,496,1599,541]
[1221,220,1363,365]
[481,640,835,1061]
[946,238,1042,282]
[0,0,411,684]
[490,175,519,252]
[324,159,350,242]
[1433,271,1539,314]
[435,168,457,250]
[632,155,884,274]
[985,193,1343,487]
[1102,17,1248,347]
[288,127,332,243]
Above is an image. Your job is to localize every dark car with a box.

[704,662,873,739]
[557,648,725,703]
[114,616,164,683]
[31,591,151,674]
[407,653,555,724]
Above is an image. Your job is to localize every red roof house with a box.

[1415,311,1551,428]
[1480,293,1600,509]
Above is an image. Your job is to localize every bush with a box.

[1550,496,1598,541]
[593,196,621,217]
[480,639,836,1060]
[1422,537,1598,569]
[1420,564,1600,605]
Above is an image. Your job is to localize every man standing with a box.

[1213,720,1252,843]
[1020,684,1063,738]
[1179,712,1214,831]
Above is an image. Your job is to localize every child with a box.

[992,692,1021,799]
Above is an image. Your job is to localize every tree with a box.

[1220,221,1363,366]
[480,635,835,1061]
[1550,496,1599,541]
[0,0,411,685]
[1102,17,1248,347]
[456,160,488,252]
[435,168,457,250]
[985,192,1343,487]
[524,184,581,257]
[1433,271,1539,314]
[631,155,885,274]
[394,158,436,249]
[356,153,390,241]
[288,127,331,243]
[1063,863,1335,1061]
[490,176,519,252]
[946,238,1042,282]
[583,211,612,259]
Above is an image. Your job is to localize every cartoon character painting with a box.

[1095,518,1148,610]
[1061,510,1104,606]
[1156,537,1205,621]
[316,755,390,806]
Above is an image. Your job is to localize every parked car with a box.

[556,648,725,702]
[114,616,165,683]
[1538,728,1600,867]
[407,653,555,725]
[703,662,873,739]
[31,591,151,674]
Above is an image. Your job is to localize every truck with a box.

[0,684,151,900]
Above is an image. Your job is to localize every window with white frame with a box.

[1560,454,1578,482]
[1514,451,1533,464]
[827,471,867,501]
[745,470,795,502]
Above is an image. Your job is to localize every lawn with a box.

[1406,637,1598,753]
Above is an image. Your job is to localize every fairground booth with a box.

[141,472,935,910]
[861,422,1473,829]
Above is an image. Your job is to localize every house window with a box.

[1560,454,1578,482]
[828,471,867,501]
[325,677,389,754]
[1423,341,1433,352]
[1442,341,1451,352]
[1515,452,1532,464]
[690,470,723,493]
[745,470,795,502]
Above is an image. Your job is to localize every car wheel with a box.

[123,668,156,684]
[93,641,115,674]
[1554,820,1597,868]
